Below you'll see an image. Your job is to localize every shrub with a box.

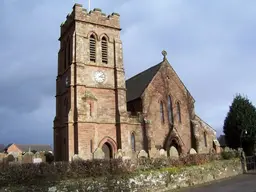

[220,147,240,160]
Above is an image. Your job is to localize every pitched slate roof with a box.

[126,62,162,102]
[13,144,52,152]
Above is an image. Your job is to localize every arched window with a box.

[89,103,92,117]
[101,36,108,64]
[167,96,173,124]
[89,34,96,62]
[131,133,136,152]
[204,132,207,147]
[177,102,181,123]
[160,101,165,123]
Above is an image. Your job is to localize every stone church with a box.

[53,4,220,161]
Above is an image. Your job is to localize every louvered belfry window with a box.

[101,37,108,64]
[90,35,96,62]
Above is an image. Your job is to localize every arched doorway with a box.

[102,142,113,159]
[166,138,182,157]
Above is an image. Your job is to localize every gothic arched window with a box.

[90,34,96,62]
[160,101,165,123]
[101,36,108,64]
[167,96,173,124]
[131,133,136,152]
[177,102,181,123]
[204,132,207,147]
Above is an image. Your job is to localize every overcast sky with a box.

[0,0,255,145]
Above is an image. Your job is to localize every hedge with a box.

[0,153,223,187]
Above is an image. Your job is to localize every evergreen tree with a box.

[223,94,256,155]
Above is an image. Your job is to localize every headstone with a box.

[7,154,15,163]
[115,149,123,159]
[169,146,179,159]
[72,154,82,161]
[22,152,33,164]
[93,148,105,159]
[122,156,131,161]
[159,149,167,157]
[39,151,46,162]
[189,148,197,155]
[149,147,159,158]
[33,158,42,164]
[35,152,41,158]
[138,150,148,158]
[17,154,23,162]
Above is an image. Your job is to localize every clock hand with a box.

[99,74,104,78]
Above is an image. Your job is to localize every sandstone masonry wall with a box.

[1,159,242,192]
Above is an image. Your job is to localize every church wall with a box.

[120,123,144,156]
[142,62,192,154]
[194,116,218,154]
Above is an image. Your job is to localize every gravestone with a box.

[35,152,41,158]
[115,149,123,159]
[93,148,105,159]
[33,158,42,164]
[39,151,46,162]
[72,154,82,161]
[138,150,148,158]
[169,146,179,159]
[159,149,167,157]
[149,147,159,158]
[17,154,23,162]
[22,152,33,164]
[189,148,197,155]
[122,156,131,161]
[7,154,15,163]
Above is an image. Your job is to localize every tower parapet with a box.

[60,3,121,37]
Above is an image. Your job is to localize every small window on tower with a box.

[90,34,96,62]
[101,36,108,64]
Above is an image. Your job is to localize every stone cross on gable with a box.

[162,50,167,60]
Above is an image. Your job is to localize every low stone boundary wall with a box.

[1,159,242,192]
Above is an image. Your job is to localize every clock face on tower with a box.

[94,71,106,83]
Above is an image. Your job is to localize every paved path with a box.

[175,173,256,192]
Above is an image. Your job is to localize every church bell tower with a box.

[53,4,127,161]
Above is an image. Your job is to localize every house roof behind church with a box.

[126,62,162,102]
[10,144,52,152]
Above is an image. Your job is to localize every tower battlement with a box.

[60,3,121,37]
